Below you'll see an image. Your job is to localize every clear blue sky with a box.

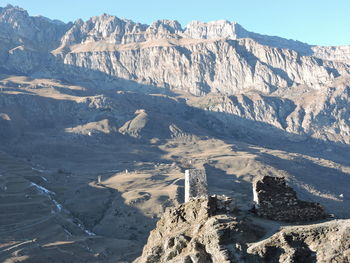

[1,0,349,46]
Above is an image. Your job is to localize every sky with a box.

[1,0,349,46]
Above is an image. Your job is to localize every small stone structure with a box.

[252,176,328,222]
[185,169,208,202]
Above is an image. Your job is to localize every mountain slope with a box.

[1,4,350,145]
[1,5,350,263]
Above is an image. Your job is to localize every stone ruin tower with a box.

[185,169,208,202]
[252,176,329,222]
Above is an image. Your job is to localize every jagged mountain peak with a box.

[1,5,349,96]
[148,19,182,33]
[1,4,27,13]
[0,4,315,53]
[184,19,240,40]
[0,4,65,26]
[0,4,30,25]
[0,4,69,50]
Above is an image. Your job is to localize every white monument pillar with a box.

[185,169,208,202]
[252,184,259,208]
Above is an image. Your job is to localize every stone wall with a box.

[252,176,329,222]
[185,169,208,202]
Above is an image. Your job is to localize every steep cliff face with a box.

[0,5,69,50]
[0,5,69,74]
[54,15,349,96]
[184,20,313,55]
[59,14,183,47]
[312,45,350,63]
[188,78,350,144]
[59,38,342,96]
[1,5,349,95]
[184,20,241,40]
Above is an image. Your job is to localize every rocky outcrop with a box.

[0,5,69,49]
[135,195,350,263]
[0,5,69,55]
[119,109,149,138]
[184,20,312,54]
[60,15,147,46]
[134,196,264,263]
[252,176,328,222]
[184,20,241,40]
[59,14,182,47]
[248,220,350,263]
[312,45,350,63]
[0,5,69,74]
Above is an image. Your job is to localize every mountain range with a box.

[0,4,350,262]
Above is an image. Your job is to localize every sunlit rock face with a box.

[1,4,350,145]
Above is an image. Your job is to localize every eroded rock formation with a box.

[135,196,350,263]
[134,196,264,263]
[248,220,350,263]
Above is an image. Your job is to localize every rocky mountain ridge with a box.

[1,5,350,145]
[2,4,349,76]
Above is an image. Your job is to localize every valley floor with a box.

[1,134,350,262]
[1,76,350,262]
